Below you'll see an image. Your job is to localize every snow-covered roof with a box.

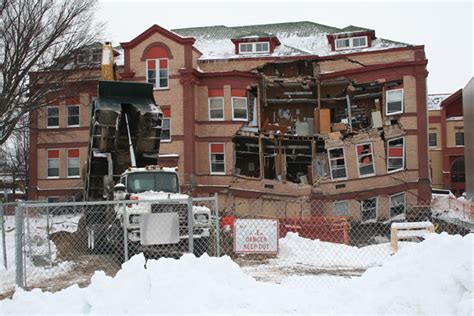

[172,21,409,61]
[446,116,464,121]
[121,166,178,176]
[428,94,451,111]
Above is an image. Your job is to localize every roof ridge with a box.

[171,25,229,32]
[230,20,341,31]
[172,21,342,33]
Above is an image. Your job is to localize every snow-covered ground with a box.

[241,232,412,286]
[0,232,472,315]
[0,214,80,293]
[432,194,472,224]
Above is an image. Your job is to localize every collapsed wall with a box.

[227,58,428,223]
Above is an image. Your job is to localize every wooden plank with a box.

[313,108,320,134]
[320,108,331,134]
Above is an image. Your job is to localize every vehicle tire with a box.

[193,237,209,257]
[106,220,126,261]
[106,220,139,263]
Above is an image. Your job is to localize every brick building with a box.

[29,21,431,222]
[27,44,114,201]
[428,91,466,196]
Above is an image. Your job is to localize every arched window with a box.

[143,44,171,89]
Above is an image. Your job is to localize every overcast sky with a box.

[96,0,473,94]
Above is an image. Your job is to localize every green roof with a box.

[340,25,374,33]
[172,21,342,40]
[171,21,410,60]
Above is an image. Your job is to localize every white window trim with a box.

[387,137,405,174]
[328,147,348,181]
[385,89,404,116]
[208,97,225,121]
[355,142,376,178]
[67,148,80,178]
[335,36,368,51]
[333,200,350,216]
[389,192,406,218]
[145,58,169,90]
[161,116,172,143]
[209,143,226,175]
[238,41,270,54]
[46,106,60,129]
[455,131,464,147]
[360,197,378,223]
[231,97,248,121]
[46,149,60,179]
[428,132,438,148]
[66,105,80,128]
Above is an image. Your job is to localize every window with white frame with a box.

[333,200,350,216]
[209,97,224,120]
[455,130,464,146]
[361,197,377,222]
[232,97,248,120]
[209,143,225,174]
[47,107,59,128]
[356,143,375,177]
[386,89,404,115]
[161,108,171,141]
[67,105,80,127]
[239,42,270,54]
[47,149,60,178]
[335,36,368,50]
[429,132,437,147]
[389,192,406,218]
[67,149,80,177]
[146,59,169,89]
[387,137,405,172]
[328,147,347,180]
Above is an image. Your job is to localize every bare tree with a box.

[0,115,29,200]
[0,0,102,146]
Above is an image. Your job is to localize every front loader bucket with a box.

[84,81,163,201]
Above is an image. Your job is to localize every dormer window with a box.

[327,30,374,52]
[239,42,270,54]
[232,34,280,55]
[335,36,368,50]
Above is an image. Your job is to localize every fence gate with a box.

[0,195,220,295]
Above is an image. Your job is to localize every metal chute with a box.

[84,80,163,200]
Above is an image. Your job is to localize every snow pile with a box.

[344,233,473,315]
[432,194,472,223]
[278,232,402,269]
[1,233,471,315]
[242,232,412,286]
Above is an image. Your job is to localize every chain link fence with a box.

[1,194,472,297]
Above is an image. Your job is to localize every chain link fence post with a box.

[187,196,194,254]
[46,205,53,268]
[122,202,129,262]
[14,204,24,289]
[0,203,7,270]
[214,193,220,257]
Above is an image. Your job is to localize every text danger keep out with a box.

[243,235,270,250]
